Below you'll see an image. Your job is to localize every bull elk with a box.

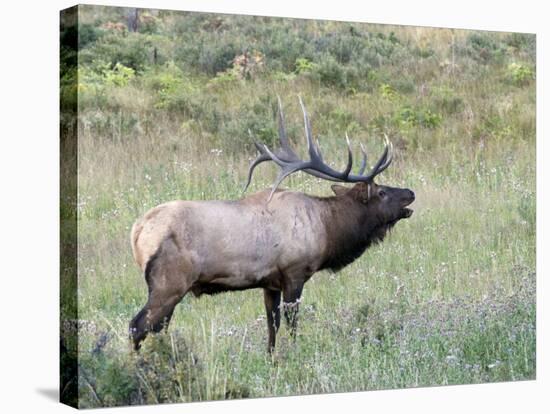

[129,97,415,352]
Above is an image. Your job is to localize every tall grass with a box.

[63,6,535,408]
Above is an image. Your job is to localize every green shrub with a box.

[396,105,442,129]
[78,23,104,49]
[505,33,536,58]
[507,62,534,86]
[80,32,154,72]
[175,31,244,76]
[218,98,278,154]
[295,57,316,74]
[143,62,198,110]
[198,42,241,76]
[104,62,135,86]
[77,332,211,407]
[77,60,136,107]
[315,28,366,65]
[312,54,346,89]
[473,114,513,141]
[208,67,240,89]
[254,23,314,72]
[380,83,399,100]
[309,54,371,91]
[460,32,506,64]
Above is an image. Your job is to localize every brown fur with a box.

[129,182,414,352]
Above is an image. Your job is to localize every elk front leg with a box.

[263,289,281,353]
[282,281,304,341]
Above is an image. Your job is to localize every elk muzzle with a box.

[400,189,415,218]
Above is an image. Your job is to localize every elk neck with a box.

[317,193,386,272]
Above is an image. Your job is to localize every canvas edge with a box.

[60,4,79,409]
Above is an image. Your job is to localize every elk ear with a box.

[331,184,349,196]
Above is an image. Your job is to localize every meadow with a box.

[60,6,535,408]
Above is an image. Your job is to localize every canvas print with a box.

[60,4,536,408]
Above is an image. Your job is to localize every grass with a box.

[60,6,535,408]
[72,126,535,407]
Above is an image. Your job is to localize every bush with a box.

[312,54,347,89]
[380,83,399,100]
[255,23,314,72]
[218,97,278,154]
[80,32,154,72]
[473,113,513,141]
[77,60,136,108]
[295,57,316,74]
[175,31,244,76]
[505,33,536,58]
[507,62,534,86]
[309,54,371,92]
[103,62,135,86]
[77,332,209,407]
[396,105,442,129]
[207,66,240,89]
[314,29,366,64]
[143,62,198,110]
[460,33,506,64]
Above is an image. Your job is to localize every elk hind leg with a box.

[130,292,183,350]
[129,239,191,350]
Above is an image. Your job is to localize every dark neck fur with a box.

[317,195,388,272]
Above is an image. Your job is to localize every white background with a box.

[0,0,547,412]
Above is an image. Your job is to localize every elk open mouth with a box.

[386,207,414,228]
[402,207,413,218]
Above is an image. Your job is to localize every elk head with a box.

[244,96,415,227]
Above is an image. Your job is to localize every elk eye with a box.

[378,190,387,198]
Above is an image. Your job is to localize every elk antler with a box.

[244,96,393,201]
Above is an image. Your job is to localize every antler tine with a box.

[380,135,394,167]
[358,143,368,175]
[262,145,312,202]
[243,98,305,193]
[243,132,271,193]
[299,96,357,181]
[278,96,323,165]
[298,95,318,160]
[343,133,354,178]
[244,95,301,194]
[366,137,390,179]
[276,95,292,153]
[370,134,393,177]
[299,96,339,170]
[315,138,324,162]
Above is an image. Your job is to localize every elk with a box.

[129,97,415,352]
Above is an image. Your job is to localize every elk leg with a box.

[282,282,304,340]
[129,291,185,350]
[263,289,281,353]
[129,239,192,351]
